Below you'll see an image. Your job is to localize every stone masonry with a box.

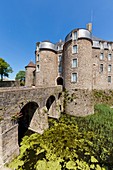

[0,86,62,166]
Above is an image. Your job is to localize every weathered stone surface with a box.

[0,86,62,166]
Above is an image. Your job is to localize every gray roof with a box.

[92,36,104,41]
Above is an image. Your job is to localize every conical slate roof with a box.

[25,61,35,68]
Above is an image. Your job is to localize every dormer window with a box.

[108,43,112,50]
[73,31,77,40]
[100,42,104,50]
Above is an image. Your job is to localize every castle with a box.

[25,23,113,116]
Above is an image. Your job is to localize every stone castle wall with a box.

[0,81,20,88]
[92,48,113,89]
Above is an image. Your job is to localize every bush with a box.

[9,104,113,170]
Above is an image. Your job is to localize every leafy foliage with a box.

[15,70,25,81]
[9,104,113,170]
[15,70,25,86]
[0,58,13,81]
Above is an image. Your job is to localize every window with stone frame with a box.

[73,31,77,40]
[108,76,111,83]
[36,65,40,72]
[100,64,103,73]
[71,73,77,82]
[72,45,78,54]
[72,58,77,68]
[108,54,112,61]
[108,64,112,72]
[58,55,62,62]
[100,53,104,60]
[37,54,40,61]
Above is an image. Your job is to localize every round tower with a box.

[63,28,94,116]
[63,28,93,90]
[25,61,35,87]
[35,41,58,87]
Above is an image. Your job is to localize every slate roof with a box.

[25,61,35,68]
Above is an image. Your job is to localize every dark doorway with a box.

[46,95,55,110]
[18,102,38,145]
[57,77,63,85]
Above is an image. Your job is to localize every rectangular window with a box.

[108,43,112,50]
[72,59,77,68]
[71,73,77,82]
[73,32,77,40]
[100,42,104,49]
[108,64,112,72]
[108,76,111,83]
[59,65,62,73]
[108,54,112,61]
[100,64,103,73]
[104,42,108,49]
[37,54,40,61]
[36,65,40,72]
[58,55,62,62]
[72,45,78,54]
[100,53,104,60]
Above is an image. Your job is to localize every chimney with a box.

[86,23,92,32]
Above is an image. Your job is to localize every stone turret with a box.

[25,61,35,87]
[35,41,58,87]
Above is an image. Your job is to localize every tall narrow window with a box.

[58,55,62,62]
[59,65,62,73]
[72,45,78,54]
[100,53,104,60]
[73,32,77,40]
[100,42,104,49]
[100,64,103,73]
[72,59,77,68]
[71,73,77,82]
[108,64,112,72]
[108,76,111,83]
[37,54,40,61]
[36,65,40,72]
[108,54,112,61]
[108,43,112,50]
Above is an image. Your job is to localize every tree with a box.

[0,58,13,81]
[15,70,25,86]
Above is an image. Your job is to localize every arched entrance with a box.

[18,101,39,145]
[56,77,63,85]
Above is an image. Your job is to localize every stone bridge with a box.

[0,86,63,166]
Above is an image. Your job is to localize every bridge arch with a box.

[18,101,39,144]
[46,95,56,110]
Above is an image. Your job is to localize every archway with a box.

[56,77,63,85]
[18,101,39,145]
[46,95,55,110]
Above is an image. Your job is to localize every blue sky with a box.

[0,0,113,79]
